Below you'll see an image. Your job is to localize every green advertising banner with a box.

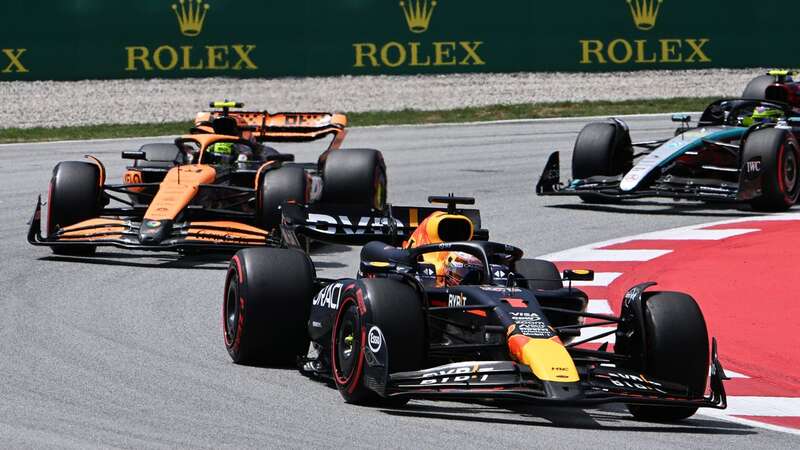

[0,0,791,81]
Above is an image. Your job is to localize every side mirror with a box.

[563,269,594,282]
[121,151,146,160]
[359,260,397,275]
[671,114,691,124]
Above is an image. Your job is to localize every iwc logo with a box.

[579,0,710,66]
[353,0,485,69]
[125,0,258,73]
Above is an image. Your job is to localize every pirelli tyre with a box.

[48,161,103,256]
[223,248,316,365]
[331,278,426,406]
[257,166,308,231]
[742,127,800,211]
[571,121,633,203]
[742,74,774,100]
[321,149,387,210]
[617,291,709,421]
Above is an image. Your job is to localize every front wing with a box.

[536,151,744,202]
[27,197,274,252]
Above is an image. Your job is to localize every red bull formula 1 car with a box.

[27,102,386,255]
[222,196,727,421]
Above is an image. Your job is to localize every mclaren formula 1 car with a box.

[222,196,727,421]
[536,97,800,211]
[28,102,386,255]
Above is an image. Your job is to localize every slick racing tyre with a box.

[742,128,800,211]
[571,121,633,204]
[513,259,563,291]
[223,248,316,365]
[331,278,426,407]
[321,149,387,211]
[257,166,308,231]
[742,74,774,100]
[617,291,709,421]
[134,143,184,169]
[48,161,102,256]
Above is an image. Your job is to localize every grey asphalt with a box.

[1,116,796,449]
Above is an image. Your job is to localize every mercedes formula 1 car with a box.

[536,97,800,211]
[28,102,386,255]
[222,196,727,421]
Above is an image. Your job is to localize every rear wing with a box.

[194,109,348,150]
[279,203,484,247]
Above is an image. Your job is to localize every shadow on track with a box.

[37,242,352,269]
[543,200,783,218]
[381,401,755,435]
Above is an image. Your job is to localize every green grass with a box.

[0,97,716,144]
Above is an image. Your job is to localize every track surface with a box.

[1,116,797,448]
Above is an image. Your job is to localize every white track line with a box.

[636,228,760,240]
[537,213,800,262]
[699,410,800,436]
[547,249,671,262]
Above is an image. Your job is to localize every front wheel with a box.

[571,121,633,204]
[48,161,102,256]
[331,278,426,406]
[223,247,315,365]
[617,291,709,421]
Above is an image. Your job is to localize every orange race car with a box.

[27,102,387,255]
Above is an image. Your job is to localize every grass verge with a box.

[0,97,716,144]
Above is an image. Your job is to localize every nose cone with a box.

[139,220,172,245]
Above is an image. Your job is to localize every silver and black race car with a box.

[221,196,727,421]
[536,97,800,211]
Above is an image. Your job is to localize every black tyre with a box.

[742,74,774,100]
[258,166,308,230]
[571,122,633,203]
[620,291,709,421]
[742,128,800,211]
[513,259,563,291]
[134,143,183,168]
[48,161,102,256]
[332,278,426,406]
[223,247,316,365]
[322,149,387,210]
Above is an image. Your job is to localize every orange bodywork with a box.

[57,218,127,241]
[194,111,348,150]
[186,221,268,244]
[144,165,216,221]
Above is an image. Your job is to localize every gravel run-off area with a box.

[1,69,766,129]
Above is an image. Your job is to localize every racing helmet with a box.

[740,106,783,126]
[444,252,485,286]
[205,142,236,165]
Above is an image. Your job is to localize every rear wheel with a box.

[618,291,709,421]
[571,122,633,203]
[742,74,774,100]
[257,166,308,231]
[48,161,102,256]
[332,278,426,406]
[742,128,800,211]
[322,149,387,210]
[223,247,315,365]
